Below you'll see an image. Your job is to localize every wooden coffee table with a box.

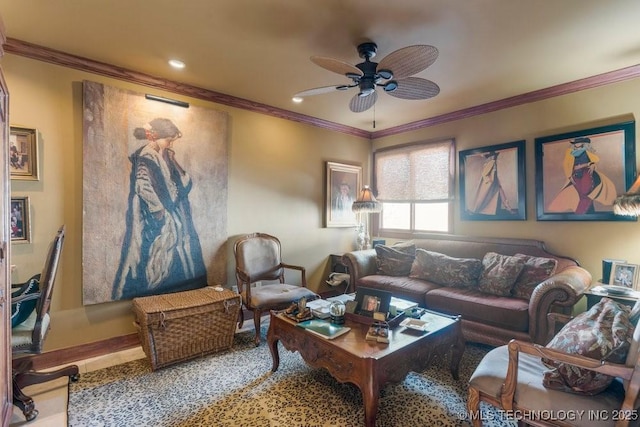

[267,309,465,427]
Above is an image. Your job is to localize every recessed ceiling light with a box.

[168,59,185,69]
[292,96,303,103]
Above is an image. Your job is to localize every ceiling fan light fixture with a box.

[382,81,398,92]
[377,69,393,80]
[358,88,375,97]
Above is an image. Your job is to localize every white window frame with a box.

[372,139,455,238]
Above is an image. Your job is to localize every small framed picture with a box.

[354,286,392,317]
[10,196,31,243]
[326,161,361,228]
[10,126,39,181]
[610,262,639,290]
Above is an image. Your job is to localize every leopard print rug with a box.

[68,327,514,426]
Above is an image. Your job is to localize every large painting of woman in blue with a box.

[112,118,207,300]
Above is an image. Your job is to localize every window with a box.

[373,139,454,236]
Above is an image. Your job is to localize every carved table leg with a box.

[450,331,466,380]
[361,374,380,427]
[267,321,280,372]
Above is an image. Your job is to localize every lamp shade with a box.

[352,185,382,213]
[613,175,640,216]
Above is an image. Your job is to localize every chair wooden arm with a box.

[280,263,307,286]
[500,339,635,410]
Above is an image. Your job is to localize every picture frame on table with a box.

[354,286,392,318]
[609,262,639,290]
[325,161,362,227]
[10,126,39,181]
[459,140,526,220]
[534,121,636,221]
[10,196,31,243]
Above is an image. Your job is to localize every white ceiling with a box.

[1,0,640,132]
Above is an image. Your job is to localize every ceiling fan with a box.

[294,42,440,113]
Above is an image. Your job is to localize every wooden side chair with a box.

[12,226,80,421]
[468,310,640,427]
[234,232,318,345]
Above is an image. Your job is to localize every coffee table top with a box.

[272,309,459,360]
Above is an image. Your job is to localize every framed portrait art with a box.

[609,262,639,290]
[10,196,31,243]
[459,140,526,220]
[10,126,39,181]
[325,161,361,227]
[535,121,636,221]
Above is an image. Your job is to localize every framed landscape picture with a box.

[10,126,39,181]
[535,121,636,221]
[11,196,31,243]
[325,161,361,227]
[459,140,526,220]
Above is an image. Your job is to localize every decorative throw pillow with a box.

[11,276,40,328]
[409,248,482,288]
[543,298,634,395]
[477,252,526,296]
[375,243,416,276]
[511,254,558,300]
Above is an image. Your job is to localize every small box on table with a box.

[133,286,241,371]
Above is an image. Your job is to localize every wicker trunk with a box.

[133,287,241,370]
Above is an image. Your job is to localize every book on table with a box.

[297,319,351,339]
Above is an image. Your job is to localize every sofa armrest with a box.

[341,249,377,290]
[529,265,592,344]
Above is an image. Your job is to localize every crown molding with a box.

[5,37,640,140]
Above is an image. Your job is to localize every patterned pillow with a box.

[409,248,482,288]
[11,277,39,328]
[375,243,416,276]
[477,252,526,296]
[543,298,634,395]
[511,254,558,300]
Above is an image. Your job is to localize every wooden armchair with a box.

[12,226,80,421]
[468,312,640,427]
[234,232,318,346]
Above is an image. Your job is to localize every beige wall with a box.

[4,54,371,350]
[6,52,640,351]
[374,79,640,287]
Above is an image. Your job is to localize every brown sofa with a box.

[342,234,592,347]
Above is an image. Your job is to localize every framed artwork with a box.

[10,196,31,243]
[326,161,361,227]
[535,121,636,221]
[459,140,526,220]
[354,286,392,317]
[10,126,39,181]
[609,262,639,290]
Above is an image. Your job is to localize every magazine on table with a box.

[297,319,351,339]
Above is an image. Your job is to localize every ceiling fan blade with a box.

[387,77,440,100]
[349,91,378,113]
[378,45,439,79]
[311,56,364,77]
[294,85,347,97]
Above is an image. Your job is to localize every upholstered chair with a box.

[12,226,80,421]
[468,303,640,427]
[234,232,318,345]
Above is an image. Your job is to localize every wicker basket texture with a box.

[133,287,241,370]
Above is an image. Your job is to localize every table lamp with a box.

[351,185,382,250]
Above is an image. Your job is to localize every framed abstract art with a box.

[535,121,636,221]
[459,140,526,221]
